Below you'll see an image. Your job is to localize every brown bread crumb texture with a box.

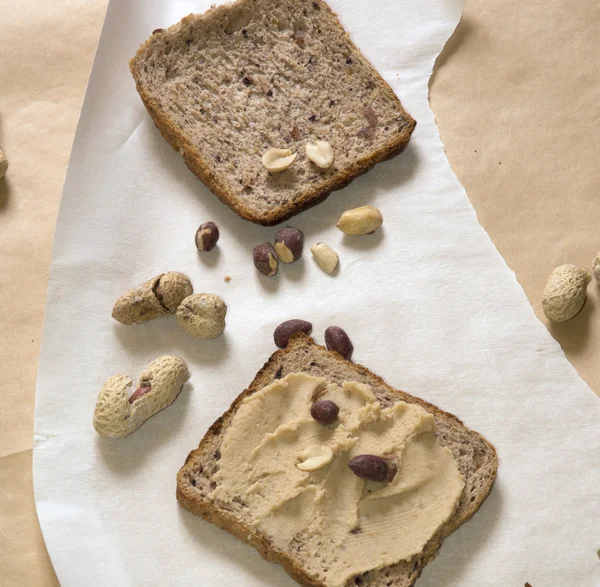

[130,0,416,225]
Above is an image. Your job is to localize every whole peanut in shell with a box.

[176,293,227,338]
[93,355,190,438]
[0,147,7,180]
[112,272,192,325]
[542,264,590,323]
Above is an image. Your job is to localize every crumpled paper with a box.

[34,0,600,585]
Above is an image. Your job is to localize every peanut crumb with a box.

[224,276,232,282]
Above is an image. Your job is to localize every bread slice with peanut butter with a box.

[129,0,416,226]
[177,334,497,587]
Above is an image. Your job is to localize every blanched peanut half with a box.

[311,242,339,274]
[93,356,190,438]
[262,148,297,172]
[337,205,383,235]
[305,140,334,169]
[296,445,334,471]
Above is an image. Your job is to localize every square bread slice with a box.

[177,334,498,587]
[130,0,416,225]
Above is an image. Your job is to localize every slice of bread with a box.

[130,0,416,226]
[177,334,498,586]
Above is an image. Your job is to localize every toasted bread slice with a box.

[177,334,497,586]
[130,0,416,226]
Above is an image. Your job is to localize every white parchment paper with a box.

[34,0,600,585]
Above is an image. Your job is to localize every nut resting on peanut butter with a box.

[542,264,591,323]
[325,326,353,360]
[112,272,192,325]
[274,226,304,263]
[337,205,383,235]
[348,454,398,482]
[176,293,227,338]
[296,445,334,472]
[261,147,297,172]
[305,140,334,169]
[0,147,7,179]
[253,242,279,276]
[274,319,312,348]
[93,355,190,438]
[310,242,339,274]
[310,399,339,425]
[195,221,219,252]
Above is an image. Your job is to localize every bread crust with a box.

[130,0,416,226]
[177,334,498,586]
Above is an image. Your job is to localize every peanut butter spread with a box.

[212,373,465,586]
